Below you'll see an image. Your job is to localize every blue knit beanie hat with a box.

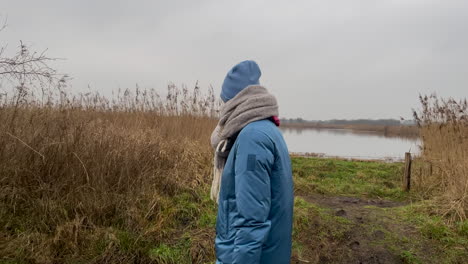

[221,60,261,102]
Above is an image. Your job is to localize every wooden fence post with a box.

[404,152,412,191]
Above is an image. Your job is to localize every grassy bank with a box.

[291,157,467,264]
[292,156,408,200]
[2,128,466,264]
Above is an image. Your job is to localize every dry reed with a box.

[412,94,468,222]
[0,84,218,263]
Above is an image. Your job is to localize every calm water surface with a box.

[280,128,420,160]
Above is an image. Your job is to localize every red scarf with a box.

[270,116,280,127]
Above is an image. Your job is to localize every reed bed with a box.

[0,85,219,263]
[412,95,468,222]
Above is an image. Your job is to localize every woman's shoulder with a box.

[238,120,277,144]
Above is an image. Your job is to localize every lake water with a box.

[281,128,420,160]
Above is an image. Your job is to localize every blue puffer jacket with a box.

[215,119,294,264]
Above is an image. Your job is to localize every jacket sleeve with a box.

[233,131,274,264]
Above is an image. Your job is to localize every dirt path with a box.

[294,195,429,264]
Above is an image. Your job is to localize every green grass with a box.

[399,250,422,264]
[292,197,353,262]
[389,203,468,262]
[149,242,190,264]
[292,157,408,200]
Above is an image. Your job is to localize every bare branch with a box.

[0,40,67,94]
[0,15,7,32]
[0,20,69,109]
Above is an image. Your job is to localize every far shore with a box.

[281,122,420,139]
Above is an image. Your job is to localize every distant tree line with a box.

[280,118,416,126]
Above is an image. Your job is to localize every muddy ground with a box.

[291,195,439,264]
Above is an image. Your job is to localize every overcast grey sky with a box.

[2,0,467,119]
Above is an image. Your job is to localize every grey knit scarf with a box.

[210,85,278,202]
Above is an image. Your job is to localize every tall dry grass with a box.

[413,95,468,222]
[0,84,219,263]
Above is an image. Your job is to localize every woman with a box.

[211,60,294,264]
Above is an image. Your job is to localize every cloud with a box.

[2,0,467,119]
